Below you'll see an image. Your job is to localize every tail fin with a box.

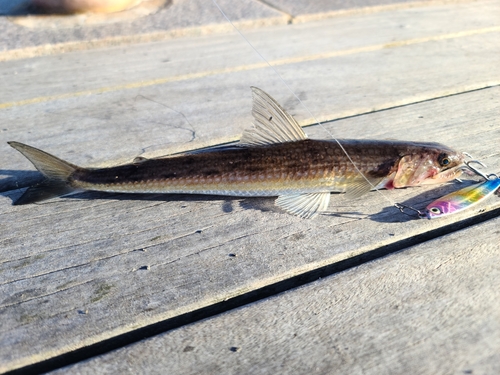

[8,141,79,205]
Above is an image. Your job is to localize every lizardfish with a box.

[9,87,465,218]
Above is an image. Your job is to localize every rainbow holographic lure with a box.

[425,177,500,219]
[426,160,500,219]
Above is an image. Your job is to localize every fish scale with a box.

[70,139,447,196]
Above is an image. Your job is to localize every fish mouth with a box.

[419,165,465,185]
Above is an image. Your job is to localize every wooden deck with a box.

[1,0,499,373]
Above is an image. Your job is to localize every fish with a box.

[425,176,500,219]
[9,87,465,218]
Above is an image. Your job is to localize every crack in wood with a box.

[0,279,94,309]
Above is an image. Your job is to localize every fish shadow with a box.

[242,196,370,219]
[0,169,43,193]
[239,197,277,213]
[64,193,283,216]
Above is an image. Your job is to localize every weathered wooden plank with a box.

[0,0,287,55]
[52,215,500,375]
[0,0,466,60]
[1,1,500,372]
[1,0,499,176]
[2,1,499,105]
[1,87,499,373]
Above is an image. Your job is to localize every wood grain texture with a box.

[0,0,499,372]
[53,215,500,375]
[0,0,288,55]
[1,1,499,181]
[2,88,499,373]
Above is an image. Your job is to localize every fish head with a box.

[393,143,465,188]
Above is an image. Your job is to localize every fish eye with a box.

[438,153,451,167]
[429,207,441,214]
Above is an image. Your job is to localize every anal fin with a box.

[275,192,331,219]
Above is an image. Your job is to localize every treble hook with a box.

[465,160,489,180]
[464,160,500,181]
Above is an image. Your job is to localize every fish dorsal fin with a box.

[344,176,384,199]
[239,87,308,146]
[275,192,330,219]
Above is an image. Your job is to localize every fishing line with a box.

[211,0,398,209]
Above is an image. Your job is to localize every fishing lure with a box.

[426,161,500,219]
[9,88,465,219]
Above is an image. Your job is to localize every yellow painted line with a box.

[1,25,499,111]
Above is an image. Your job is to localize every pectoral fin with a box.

[275,192,331,219]
[344,176,384,199]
